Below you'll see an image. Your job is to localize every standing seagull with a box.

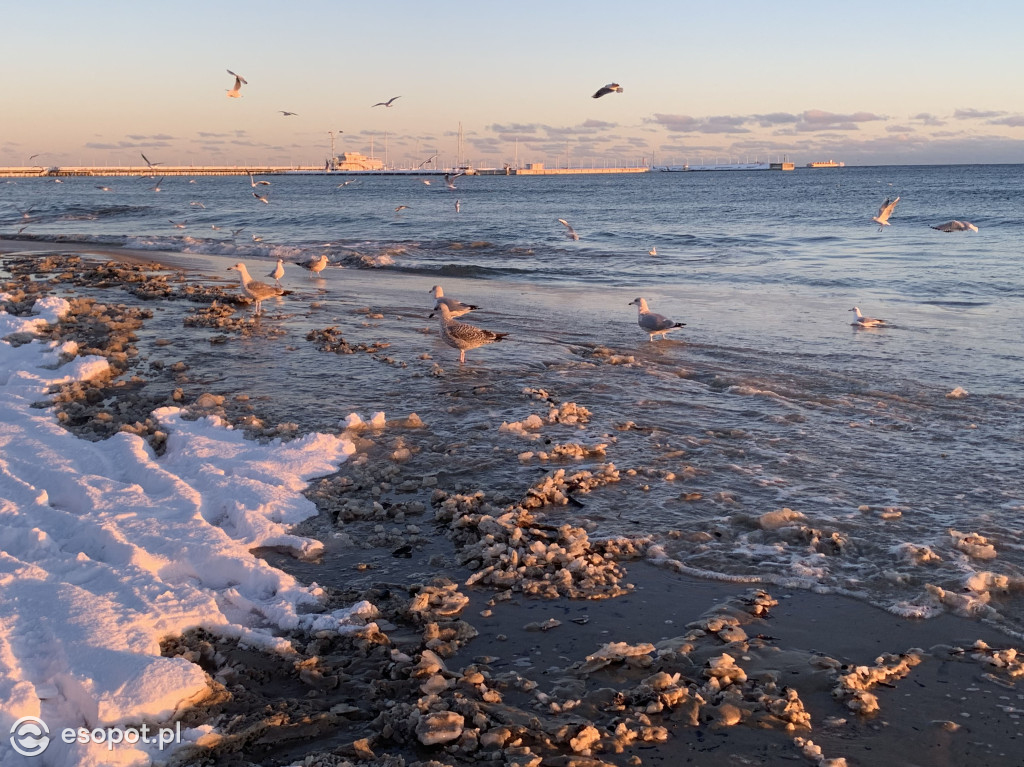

[226,69,247,98]
[429,285,478,318]
[557,218,580,241]
[436,304,508,363]
[227,262,284,315]
[295,254,329,278]
[872,196,900,230]
[850,306,886,328]
[592,83,623,99]
[372,96,401,108]
[629,297,685,341]
[931,220,979,232]
[267,258,285,285]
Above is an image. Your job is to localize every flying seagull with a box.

[850,306,886,328]
[227,262,284,315]
[372,96,401,108]
[226,69,247,98]
[248,172,270,187]
[253,191,270,204]
[140,153,161,169]
[395,205,409,212]
[444,172,464,190]
[169,219,187,229]
[149,176,165,192]
[278,110,299,116]
[418,153,439,168]
[557,218,580,241]
[630,297,685,341]
[436,304,508,364]
[931,220,978,233]
[872,196,900,230]
[592,83,623,99]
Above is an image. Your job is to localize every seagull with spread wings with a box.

[931,220,978,233]
[592,83,623,99]
[226,69,247,98]
[872,196,900,231]
[557,218,580,241]
[372,96,401,108]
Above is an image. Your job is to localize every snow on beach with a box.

[0,295,366,766]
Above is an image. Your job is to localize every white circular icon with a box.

[10,716,51,757]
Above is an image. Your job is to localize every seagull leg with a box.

[460,350,466,364]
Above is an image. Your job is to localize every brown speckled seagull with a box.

[228,262,284,314]
[437,304,508,363]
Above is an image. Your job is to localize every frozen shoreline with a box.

[3,243,1024,767]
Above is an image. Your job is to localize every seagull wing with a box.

[557,219,578,237]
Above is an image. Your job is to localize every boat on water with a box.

[806,160,845,168]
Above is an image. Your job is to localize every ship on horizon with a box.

[806,160,845,168]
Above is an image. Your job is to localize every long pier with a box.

[0,165,651,179]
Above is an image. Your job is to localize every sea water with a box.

[3,165,1022,631]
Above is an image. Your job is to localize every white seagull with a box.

[931,220,979,233]
[850,306,886,328]
[429,285,478,318]
[593,83,623,99]
[649,246,657,256]
[253,191,270,204]
[872,196,900,230]
[248,172,271,187]
[629,297,685,341]
[444,172,464,190]
[267,258,285,285]
[557,218,580,241]
[295,254,328,278]
[227,69,247,98]
[227,262,284,315]
[436,304,508,364]
[372,96,401,108]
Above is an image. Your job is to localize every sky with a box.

[3,0,1023,168]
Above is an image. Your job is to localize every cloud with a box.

[796,110,885,131]
[753,112,800,127]
[580,119,617,130]
[84,139,171,150]
[125,134,175,141]
[648,113,749,133]
[911,112,945,126]
[886,125,916,134]
[488,123,541,135]
[988,114,1024,127]
[953,108,1007,120]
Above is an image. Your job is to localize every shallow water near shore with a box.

[2,165,1023,765]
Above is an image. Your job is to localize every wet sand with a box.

[3,242,1023,767]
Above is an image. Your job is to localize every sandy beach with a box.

[2,242,1023,767]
